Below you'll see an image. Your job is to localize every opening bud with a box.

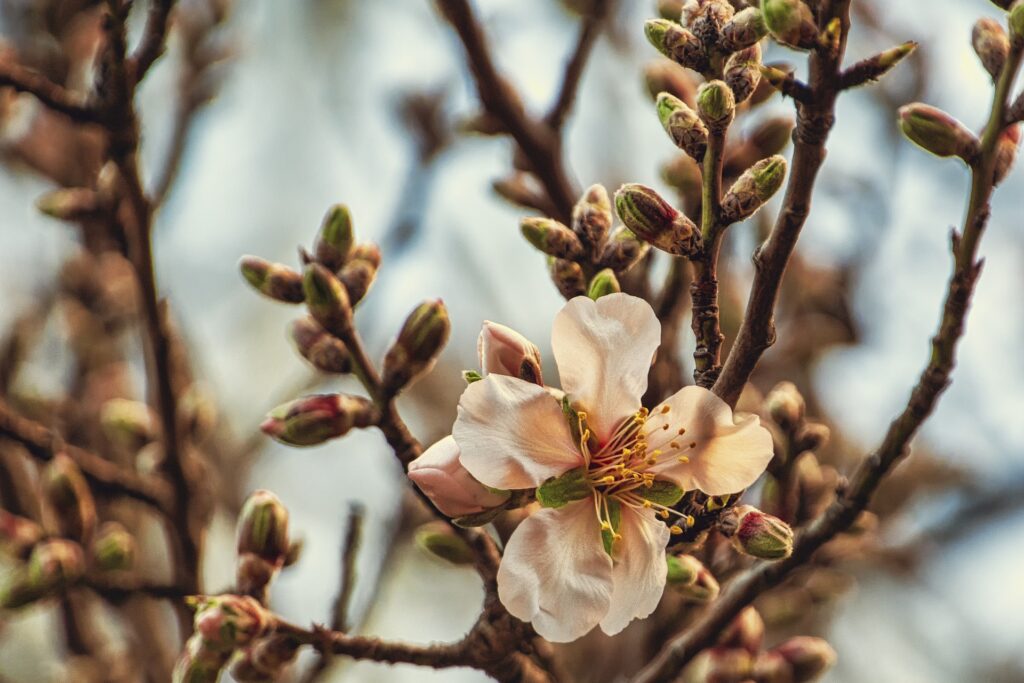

[42,454,97,542]
[688,0,734,46]
[521,217,584,259]
[237,490,290,565]
[721,155,787,224]
[338,242,381,304]
[765,381,806,430]
[289,317,351,373]
[548,258,587,298]
[100,398,157,453]
[302,263,353,336]
[90,521,136,572]
[571,184,613,248]
[240,256,305,304]
[587,268,621,300]
[314,203,354,271]
[761,0,818,49]
[720,505,794,559]
[382,299,451,394]
[898,103,980,162]
[1,539,85,609]
[478,321,543,384]
[724,44,763,103]
[615,183,700,256]
[657,92,709,160]
[415,521,476,565]
[666,554,720,602]
[408,436,510,517]
[772,636,837,681]
[644,19,708,71]
[696,80,736,130]
[261,394,377,447]
[190,594,271,652]
[721,7,767,51]
[598,227,650,273]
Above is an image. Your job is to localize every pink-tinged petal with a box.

[497,499,613,642]
[453,374,583,490]
[407,436,510,518]
[646,386,773,495]
[551,294,661,443]
[599,505,670,635]
[478,321,544,384]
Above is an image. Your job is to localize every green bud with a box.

[36,188,102,221]
[260,394,377,447]
[42,454,97,542]
[240,257,305,304]
[645,19,708,71]
[898,103,980,161]
[666,554,720,602]
[381,299,451,394]
[721,155,787,224]
[772,636,837,681]
[237,490,290,565]
[100,398,157,452]
[229,635,301,683]
[762,0,818,49]
[571,184,613,248]
[0,510,43,559]
[724,44,763,104]
[90,521,136,572]
[536,467,592,508]
[587,269,621,300]
[1,539,85,609]
[521,217,584,259]
[548,257,587,299]
[415,521,475,565]
[656,92,708,161]
[721,7,768,51]
[598,227,649,273]
[720,505,794,559]
[314,203,354,271]
[302,263,353,336]
[614,183,700,257]
[289,317,351,373]
[696,80,735,130]
[338,242,380,304]
[657,0,685,20]
[1010,2,1024,40]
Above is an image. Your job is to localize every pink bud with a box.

[477,321,543,384]
[407,436,509,517]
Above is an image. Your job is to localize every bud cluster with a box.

[173,594,272,683]
[684,633,836,683]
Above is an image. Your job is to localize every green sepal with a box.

[462,370,483,384]
[638,479,685,507]
[561,395,585,446]
[601,498,622,556]
[666,554,697,585]
[451,507,503,528]
[535,467,591,509]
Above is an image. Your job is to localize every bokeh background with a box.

[0,0,1022,681]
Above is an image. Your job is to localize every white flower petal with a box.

[497,499,613,642]
[599,504,670,635]
[646,386,773,495]
[552,294,661,443]
[453,374,582,490]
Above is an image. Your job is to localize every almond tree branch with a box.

[0,62,99,123]
[132,0,178,80]
[631,35,1023,683]
[544,0,612,130]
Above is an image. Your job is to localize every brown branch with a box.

[0,398,173,509]
[544,0,611,130]
[85,577,190,604]
[131,0,179,80]
[631,35,1023,683]
[690,127,727,388]
[0,61,99,123]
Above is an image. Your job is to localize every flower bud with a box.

[549,258,587,299]
[314,203,354,271]
[571,184,613,248]
[765,381,805,430]
[688,1,734,46]
[289,317,351,373]
[614,183,700,256]
[381,299,451,394]
[645,19,708,71]
[587,269,621,300]
[973,19,1009,80]
[173,635,232,683]
[1010,2,1024,40]
[657,92,709,160]
[720,505,794,559]
[721,155,787,224]
[303,263,353,336]
[338,242,380,304]
[0,510,43,559]
[521,217,584,259]
[645,61,698,107]
[662,155,703,198]
[794,421,830,453]
[229,635,300,682]
[761,0,818,50]
[90,521,136,572]
[721,7,767,51]
[696,80,736,131]
[724,44,763,103]
[261,394,376,447]
[478,321,543,384]
[190,594,270,652]
[598,227,650,272]
[236,553,278,603]
[752,651,794,683]
[1,539,85,609]
[100,398,157,452]
[718,606,765,655]
[42,454,96,542]
[657,0,685,20]
[684,648,753,683]
[994,123,1020,185]
[408,436,510,517]
[36,187,103,221]
[749,116,795,157]
[898,104,980,161]
[772,636,837,681]
[666,554,720,602]
[237,490,290,565]
[415,521,476,565]
[240,257,305,304]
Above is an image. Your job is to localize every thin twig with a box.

[132,0,178,80]
[544,0,612,130]
[0,61,98,123]
[332,504,365,632]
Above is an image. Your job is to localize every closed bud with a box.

[688,1,733,46]
[598,228,650,272]
[237,490,290,565]
[795,422,830,452]
[645,61,698,107]
[765,381,805,430]
[1,539,85,608]
[173,635,232,683]
[478,321,543,384]
[302,263,353,335]
[549,258,587,299]
[338,242,380,304]
[657,0,685,20]
[645,19,708,71]
[314,203,354,271]
[587,269,621,300]
[261,394,376,447]
[289,317,351,373]
[100,398,157,452]
[657,92,709,160]
[415,521,476,565]
[994,123,1021,185]
[719,606,765,655]
[36,187,102,222]
[772,636,837,681]
[240,257,305,304]
[42,454,96,542]
[724,44,763,103]
[382,299,451,393]
[662,155,703,198]
[408,436,510,517]
[521,217,584,259]
[721,7,768,51]
[90,521,136,572]
[722,155,787,223]
[0,510,43,558]
[684,648,753,683]
[762,0,818,49]
[749,116,795,157]
[1011,2,1024,40]
[973,19,1009,80]
[229,635,300,682]
[720,505,794,559]
[666,554,720,602]
[696,80,736,131]
[571,184,613,248]
[898,104,980,161]
[845,42,918,88]
[615,183,701,256]
[189,594,270,652]
[752,651,795,683]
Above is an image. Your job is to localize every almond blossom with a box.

[451,293,773,642]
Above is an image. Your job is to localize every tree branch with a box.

[544,0,611,130]
[0,61,98,123]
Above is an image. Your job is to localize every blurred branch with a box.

[0,60,98,123]
[131,0,178,80]
[544,0,612,130]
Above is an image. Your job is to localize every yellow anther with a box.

[600,475,616,484]
[670,525,683,534]
[670,441,680,449]
[677,456,690,464]
[613,533,622,540]
[642,500,653,508]
[646,457,658,465]
[600,521,612,531]
[577,411,587,419]
[638,407,649,417]
[658,510,670,519]
[652,449,662,456]
[643,479,654,488]
[662,424,669,431]
[685,515,696,527]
